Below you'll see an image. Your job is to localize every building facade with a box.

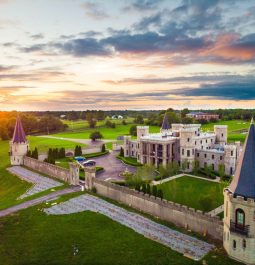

[186,112,220,121]
[223,120,255,264]
[124,115,241,175]
[9,116,29,166]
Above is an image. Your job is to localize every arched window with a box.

[236,208,245,227]
[243,239,246,249]
[233,240,236,249]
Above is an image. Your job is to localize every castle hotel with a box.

[124,114,241,175]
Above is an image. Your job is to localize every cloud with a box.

[103,74,255,85]
[81,2,109,19]
[30,33,44,40]
[124,0,164,12]
[171,81,255,100]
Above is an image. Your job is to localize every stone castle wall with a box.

[93,179,223,240]
[23,156,78,184]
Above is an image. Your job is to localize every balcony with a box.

[230,221,250,236]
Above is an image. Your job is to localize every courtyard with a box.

[155,176,227,212]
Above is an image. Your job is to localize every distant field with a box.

[28,136,86,153]
[52,124,160,140]
[62,117,135,131]
[201,119,249,143]
[157,176,226,211]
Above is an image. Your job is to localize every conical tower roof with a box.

[229,119,255,199]
[161,113,171,131]
[12,116,27,143]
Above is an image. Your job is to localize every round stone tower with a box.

[10,116,29,166]
[214,125,227,145]
[223,120,255,264]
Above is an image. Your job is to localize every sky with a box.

[0,0,255,111]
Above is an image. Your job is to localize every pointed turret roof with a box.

[161,113,171,130]
[12,116,27,143]
[229,119,255,199]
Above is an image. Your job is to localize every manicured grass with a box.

[62,117,135,131]
[52,124,160,140]
[0,140,32,210]
[0,200,241,265]
[157,176,227,211]
[28,136,86,153]
[116,155,142,166]
[201,120,249,143]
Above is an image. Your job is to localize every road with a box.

[93,151,136,181]
[0,186,81,218]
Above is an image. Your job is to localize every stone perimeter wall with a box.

[93,178,223,241]
[24,156,70,183]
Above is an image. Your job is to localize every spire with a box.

[161,113,171,131]
[229,122,255,199]
[12,116,27,143]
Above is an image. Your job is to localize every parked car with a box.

[82,160,96,167]
[74,156,86,162]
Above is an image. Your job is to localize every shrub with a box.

[146,184,151,195]
[152,185,157,197]
[101,144,106,152]
[157,189,163,199]
[90,131,103,141]
[91,186,97,193]
[119,147,124,157]
[141,183,146,194]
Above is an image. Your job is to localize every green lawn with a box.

[0,198,241,265]
[52,124,160,140]
[28,136,86,153]
[201,120,249,143]
[157,176,227,211]
[0,140,32,210]
[62,117,135,131]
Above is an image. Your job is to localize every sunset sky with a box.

[0,0,255,110]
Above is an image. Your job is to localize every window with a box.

[200,140,202,144]
[222,133,224,137]
[182,149,184,155]
[231,151,233,156]
[212,164,214,170]
[206,139,208,143]
[204,154,207,158]
[236,208,245,227]
[233,240,236,250]
[187,150,190,157]
[243,239,246,249]
[192,149,194,155]
[220,156,223,160]
[211,139,213,143]
[197,153,199,157]
[212,155,214,159]
[195,141,197,145]
[187,138,190,142]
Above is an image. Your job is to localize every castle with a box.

[223,119,255,264]
[124,114,241,175]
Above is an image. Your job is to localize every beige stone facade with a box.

[124,123,240,175]
[223,190,255,264]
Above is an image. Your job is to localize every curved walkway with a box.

[0,186,80,218]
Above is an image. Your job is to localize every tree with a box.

[105,120,116,128]
[101,144,106,152]
[218,164,225,179]
[192,160,199,175]
[90,131,103,141]
[181,159,188,172]
[146,184,151,195]
[88,119,97,128]
[181,108,189,118]
[199,196,213,212]
[152,185,157,197]
[129,125,137,136]
[0,127,10,140]
[122,120,127,125]
[74,145,82,156]
[119,147,124,157]
[141,183,146,194]
[134,115,144,124]
[157,189,163,199]
[32,147,38,159]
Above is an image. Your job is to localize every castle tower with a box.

[10,116,29,165]
[223,120,255,264]
[160,113,171,134]
[69,162,80,185]
[137,126,149,140]
[214,125,227,145]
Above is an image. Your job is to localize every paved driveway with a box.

[92,151,136,181]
